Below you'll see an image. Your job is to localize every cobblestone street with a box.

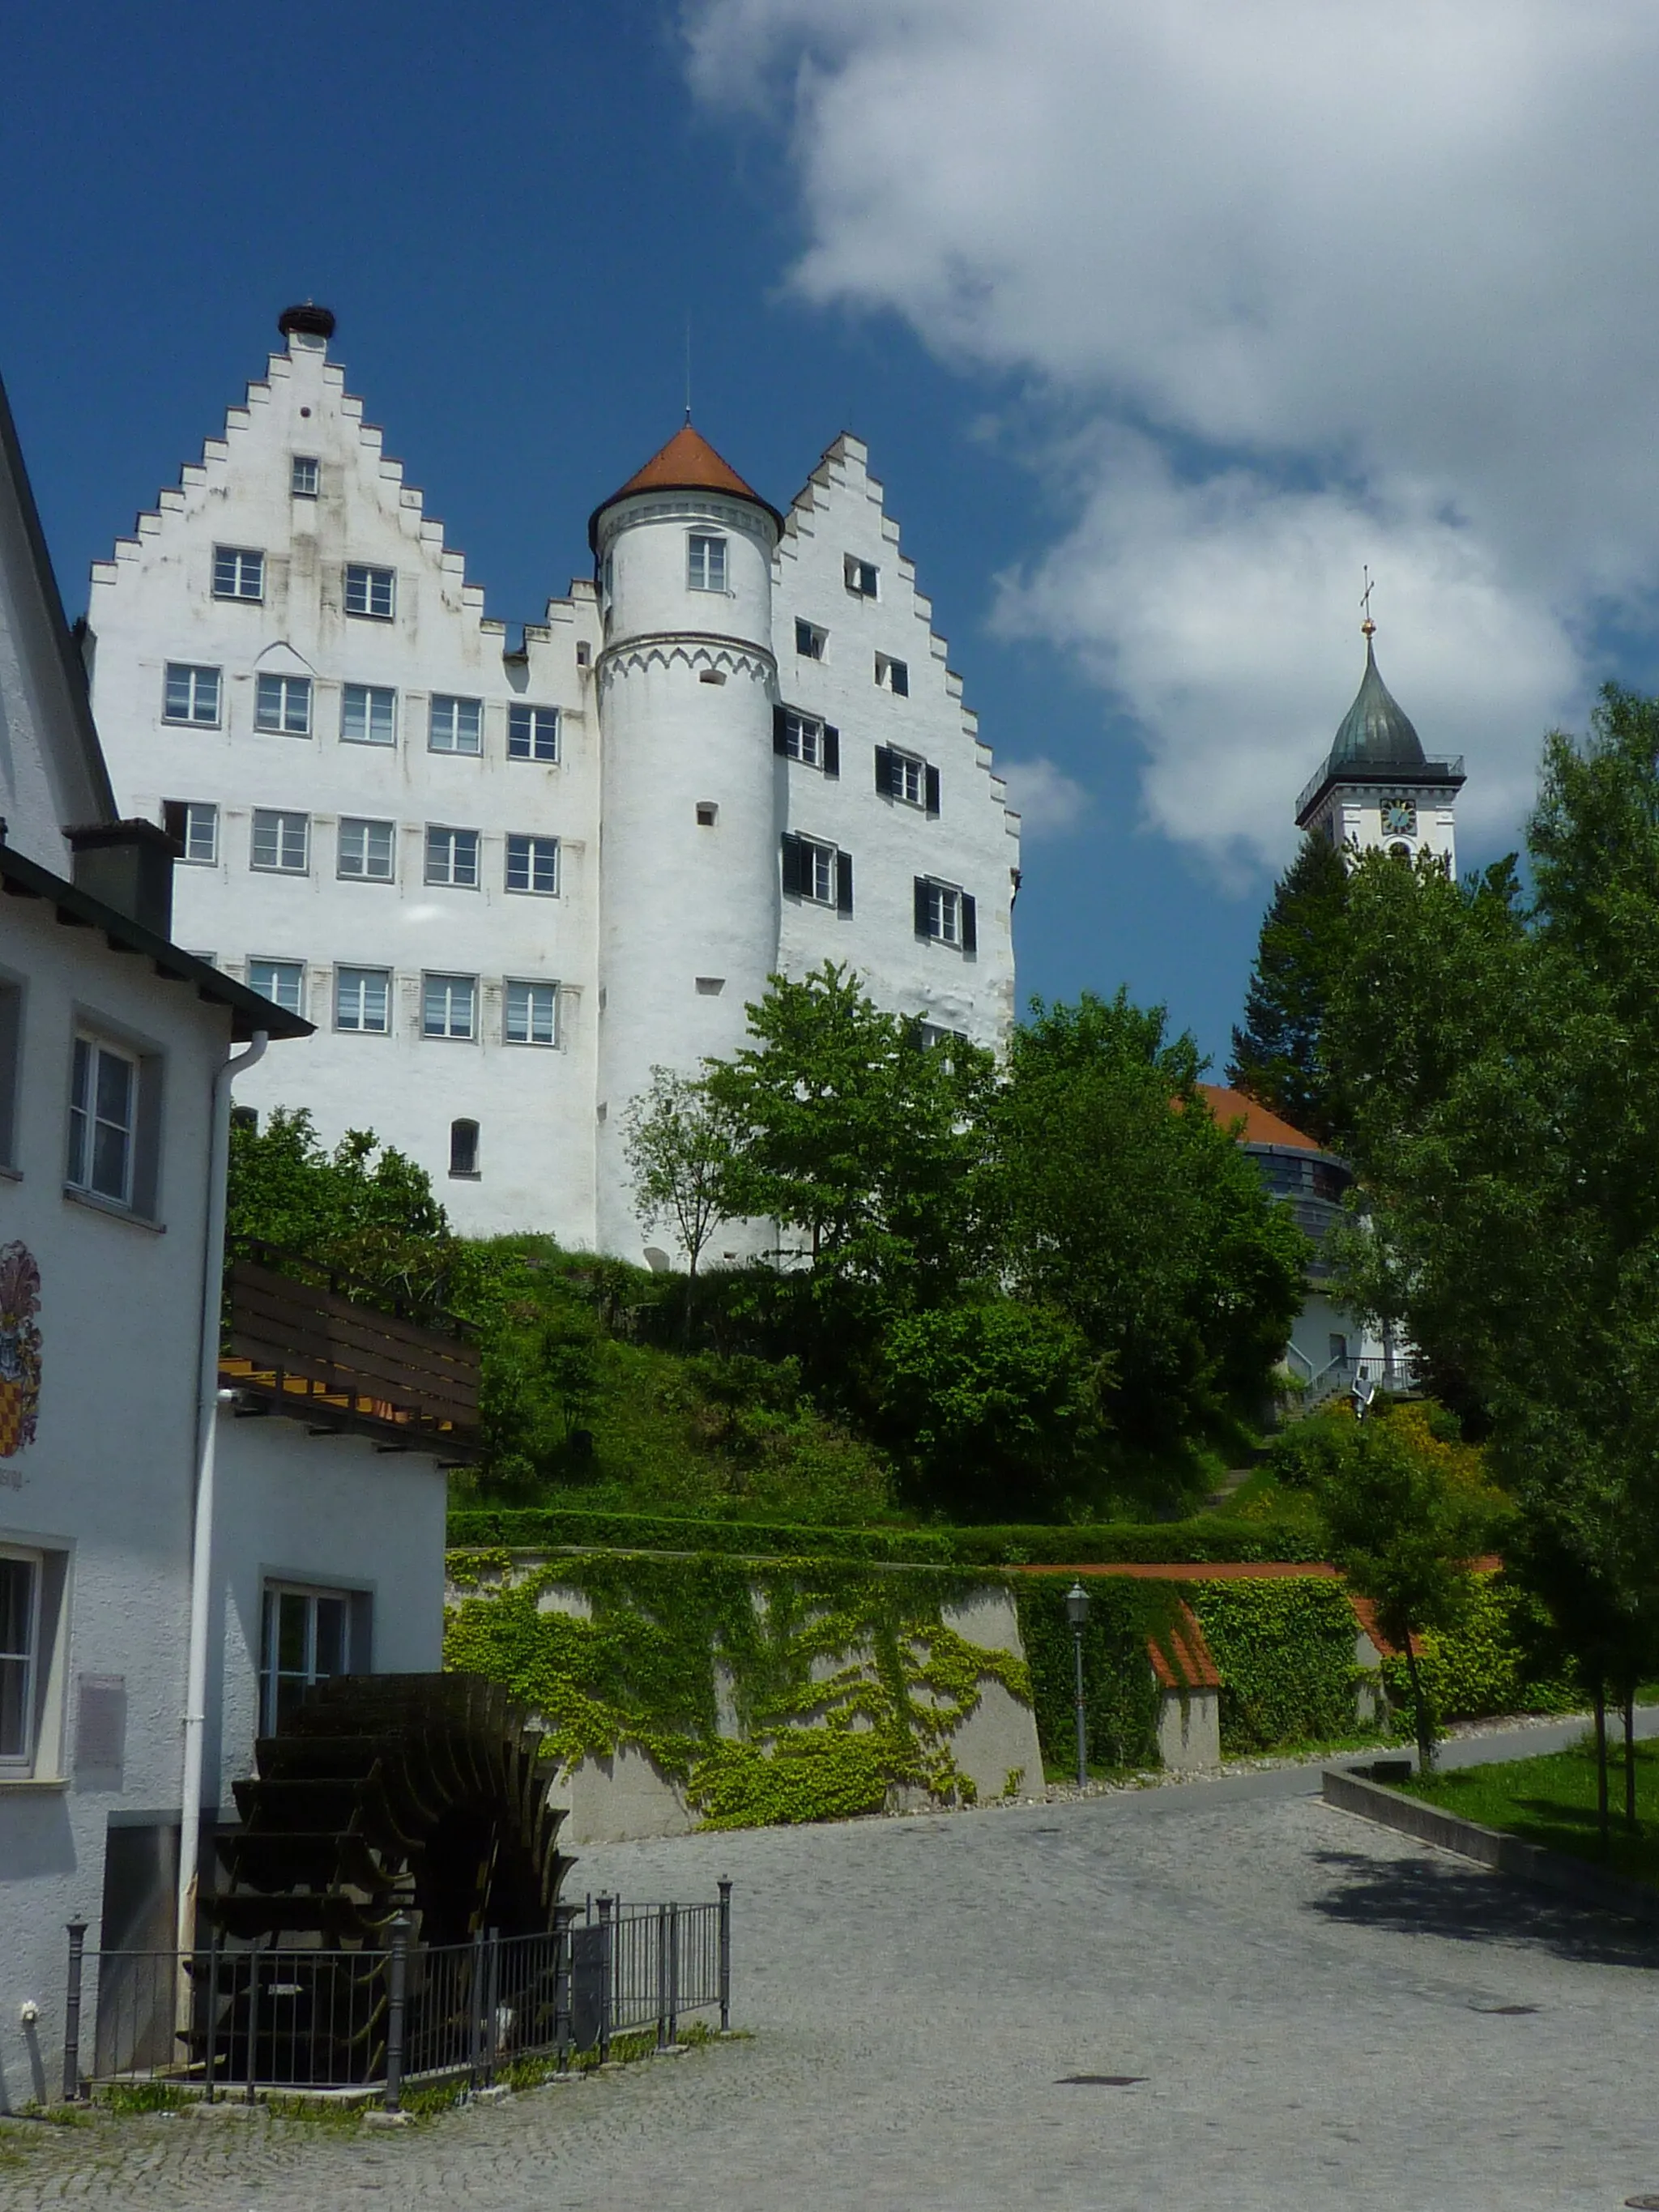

[5,1761,1658,2210]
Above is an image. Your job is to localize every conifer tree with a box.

[1228,831,1350,1145]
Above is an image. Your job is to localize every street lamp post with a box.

[1065,1580,1090,1788]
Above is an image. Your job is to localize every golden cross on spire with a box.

[1360,566,1376,639]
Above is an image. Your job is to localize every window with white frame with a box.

[341,684,396,745]
[335,966,390,1034]
[248,959,305,1016]
[783,711,821,767]
[422,973,476,1039]
[429,695,483,754]
[254,673,312,735]
[875,653,909,697]
[337,817,395,881]
[795,617,826,660]
[259,1584,356,1734]
[505,834,558,895]
[782,833,843,906]
[162,799,218,865]
[212,546,264,601]
[915,876,976,951]
[687,533,727,592]
[0,1552,40,1768]
[163,663,221,726]
[844,556,879,598]
[344,563,395,620]
[505,979,557,1046]
[66,1035,138,1204]
[507,704,559,761]
[291,455,319,498]
[251,809,309,873]
[425,826,480,888]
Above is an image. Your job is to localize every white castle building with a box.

[87,305,1021,1255]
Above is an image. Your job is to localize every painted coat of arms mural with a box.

[0,1242,42,1460]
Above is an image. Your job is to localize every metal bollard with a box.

[666,1902,679,2048]
[62,1920,87,2103]
[596,1894,613,2065]
[717,1879,732,2033]
[384,1916,412,2112]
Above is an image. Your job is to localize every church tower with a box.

[1295,618,1464,872]
[589,426,785,1258]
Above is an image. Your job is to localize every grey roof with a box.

[1328,637,1426,771]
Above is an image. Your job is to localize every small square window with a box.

[251,809,309,873]
[67,1035,137,1204]
[844,556,879,599]
[507,705,560,762]
[876,653,909,697]
[344,563,395,620]
[505,834,558,895]
[163,799,219,865]
[213,547,264,601]
[341,684,396,745]
[335,967,390,1034]
[291,456,319,498]
[338,817,395,881]
[795,618,826,660]
[429,695,483,755]
[688,534,727,592]
[254,673,312,735]
[696,802,718,827]
[249,959,305,1015]
[505,980,557,1046]
[163,663,221,725]
[425,826,480,888]
[422,974,476,1040]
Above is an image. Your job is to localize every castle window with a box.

[423,975,476,1041]
[505,834,559,896]
[212,546,264,602]
[254,673,312,735]
[341,684,396,745]
[844,556,879,599]
[782,833,853,914]
[450,1119,480,1176]
[505,981,558,1047]
[335,967,390,1034]
[425,826,480,889]
[774,707,840,777]
[163,663,221,726]
[795,618,826,659]
[291,456,319,498]
[876,747,936,809]
[696,803,718,827]
[688,533,727,593]
[338,817,395,881]
[250,809,309,873]
[163,800,219,866]
[914,877,977,953]
[429,694,483,755]
[875,653,909,697]
[344,563,395,620]
[248,960,305,1016]
[508,705,560,762]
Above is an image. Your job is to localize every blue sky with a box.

[7,1,1640,1072]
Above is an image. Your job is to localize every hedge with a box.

[446,1504,1327,1568]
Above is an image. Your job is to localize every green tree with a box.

[623,1068,736,1340]
[993,991,1307,1485]
[1229,831,1351,1146]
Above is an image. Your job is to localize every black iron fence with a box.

[64,1885,732,2111]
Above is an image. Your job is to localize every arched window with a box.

[450,1119,480,1177]
[1387,842,1412,862]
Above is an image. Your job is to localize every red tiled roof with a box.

[1148,1599,1222,1692]
[1198,1084,1322,1153]
[1348,1592,1404,1659]
[587,424,782,548]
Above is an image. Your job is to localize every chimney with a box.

[66,819,177,940]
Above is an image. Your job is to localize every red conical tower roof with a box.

[588,424,783,550]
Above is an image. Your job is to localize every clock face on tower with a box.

[1380,795,1417,837]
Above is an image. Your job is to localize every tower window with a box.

[291,456,319,498]
[844,556,879,599]
[688,534,727,593]
[344,564,396,620]
[449,1119,480,1177]
[795,618,826,659]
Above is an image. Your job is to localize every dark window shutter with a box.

[961,893,977,953]
[876,746,894,796]
[162,801,188,851]
[822,723,840,778]
[924,764,940,817]
[890,660,909,697]
[836,849,854,914]
[781,833,803,897]
[914,876,930,936]
[773,704,789,757]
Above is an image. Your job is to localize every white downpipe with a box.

[176,1029,267,1954]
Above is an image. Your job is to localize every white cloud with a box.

[685,0,1659,865]
[996,755,1092,839]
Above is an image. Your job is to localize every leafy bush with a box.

[1380,1574,1581,1724]
[1185,1579,1362,1752]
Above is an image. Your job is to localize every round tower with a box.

[590,425,785,1260]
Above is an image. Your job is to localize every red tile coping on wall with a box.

[1148,1599,1222,1692]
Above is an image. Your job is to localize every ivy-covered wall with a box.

[1185,1579,1363,1754]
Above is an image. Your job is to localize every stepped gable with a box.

[776,430,1017,836]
